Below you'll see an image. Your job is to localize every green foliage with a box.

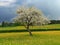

[0,22,23,27]
[50,20,60,24]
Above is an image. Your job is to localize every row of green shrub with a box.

[0,29,60,33]
[0,21,23,27]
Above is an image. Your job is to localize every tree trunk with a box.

[27,25,32,36]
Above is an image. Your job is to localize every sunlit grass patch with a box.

[0,31,60,45]
[0,24,60,31]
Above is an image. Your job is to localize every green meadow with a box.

[0,31,60,45]
[0,24,60,45]
[0,24,60,31]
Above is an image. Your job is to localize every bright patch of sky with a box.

[0,0,16,7]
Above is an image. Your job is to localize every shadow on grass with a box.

[0,29,60,33]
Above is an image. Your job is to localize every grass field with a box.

[0,24,60,45]
[0,24,60,31]
[0,31,60,45]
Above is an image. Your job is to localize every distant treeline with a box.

[0,21,23,27]
[50,20,60,24]
[0,20,60,27]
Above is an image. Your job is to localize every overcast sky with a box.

[0,0,60,22]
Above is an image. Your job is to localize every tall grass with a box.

[0,31,60,45]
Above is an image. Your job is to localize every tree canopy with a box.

[13,6,50,35]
